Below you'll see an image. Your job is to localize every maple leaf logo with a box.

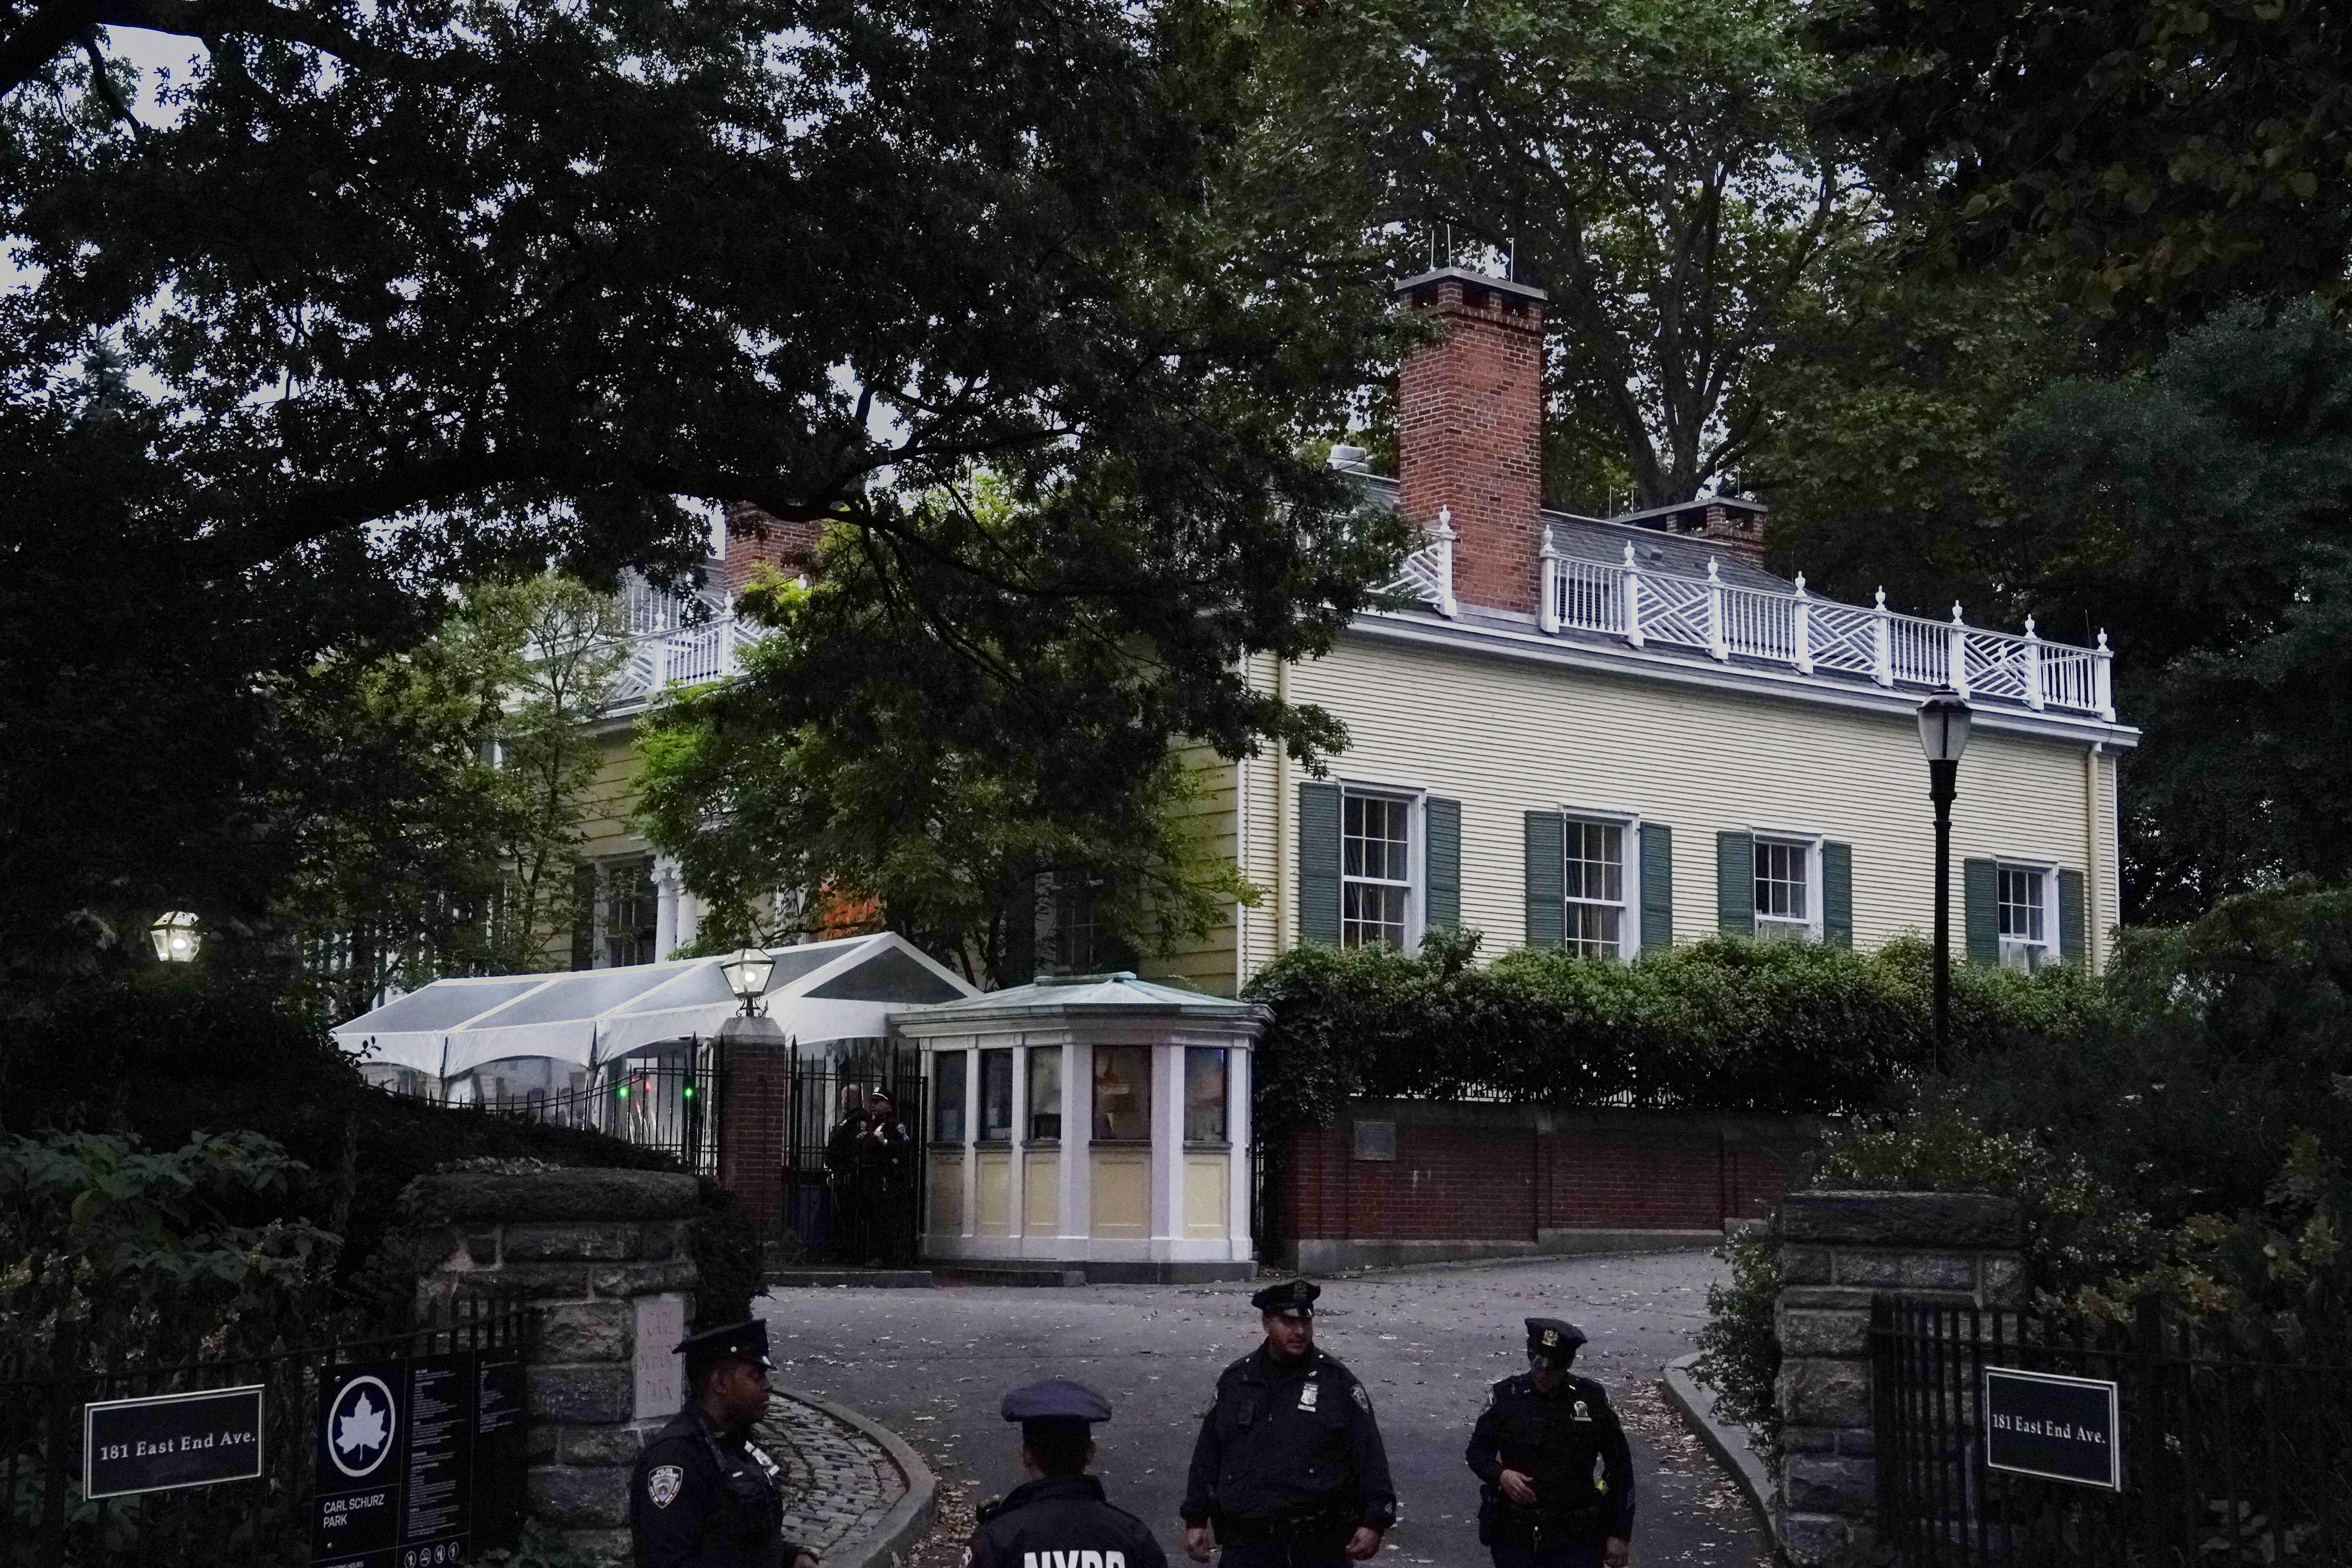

[336,1393,388,1459]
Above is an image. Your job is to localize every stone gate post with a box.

[399,1168,703,1564]
[1771,1190,2024,1565]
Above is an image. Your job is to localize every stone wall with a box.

[400,1168,703,1564]
[1770,1190,2024,1566]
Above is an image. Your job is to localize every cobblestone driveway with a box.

[759,1250,1771,1567]
[758,1391,910,1558]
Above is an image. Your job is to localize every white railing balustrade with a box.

[1539,544,2115,719]
[1381,507,1459,618]
[612,617,753,701]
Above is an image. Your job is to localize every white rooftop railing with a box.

[1536,531,2114,719]
[609,614,755,703]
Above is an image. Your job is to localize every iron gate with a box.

[1871,1294,2352,1566]
[780,1040,927,1266]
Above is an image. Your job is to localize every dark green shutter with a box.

[1822,842,1853,949]
[1716,832,1755,936]
[1425,797,1462,930]
[1963,858,2000,966]
[1639,823,1673,956]
[1299,783,1342,945]
[1524,812,1564,948]
[2057,868,2087,966]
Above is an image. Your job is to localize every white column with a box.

[1150,1042,1185,1251]
[1061,1039,1090,1247]
[1705,558,1729,661]
[2023,617,2046,711]
[1871,589,1894,688]
[1621,544,1646,649]
[1430,509,1459,620]
[652,856,683,960]
[1227,1045,1253,1262]
[1538,525,1562,635]
[2094,632,2115,721]
[1948,603,1972,698]
[1792,574,1814,674]
[960,1044,980,1241]
[1008,1042,1028,1240]
[674,887,701,954]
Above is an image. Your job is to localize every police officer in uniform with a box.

[1181,1279,1396,1567]
[629,1320,821,1568]
[1464,1319,1634,1568]
[966,1378,1166,1568]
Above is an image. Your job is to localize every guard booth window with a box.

[932,1051,967,1143]
[978,1048,1013,1142]
[1027,1045,1063,1141]
[1092,1045,1151,1141]
[1185,1048,1228,1143]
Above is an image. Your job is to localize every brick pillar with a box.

[1770,1191,2025,1566]
[717,1033,793,1236]
[1395,267,1548,616]
[401,1169,703,1565]
[722,502,825,601]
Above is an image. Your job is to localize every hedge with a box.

[1240,926,2104,1145]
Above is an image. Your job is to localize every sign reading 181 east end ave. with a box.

[1983,1367,2121,1489]
[313,1352,526,1568]
[83,1386,266,1499]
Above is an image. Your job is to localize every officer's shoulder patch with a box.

[1351,1382,1370,1411]
[646,1464,684,1508]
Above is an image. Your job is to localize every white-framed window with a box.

[1563,816,1631,959]
[1753,837,1816,941]
[1342,789,1415,949]
[1997,863,2057,971]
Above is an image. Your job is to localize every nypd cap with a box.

[999,1377,1114,1429]
[677,1319,773,1378]
[1250,1278,1321,1315]
[1525,1317,1587,1362]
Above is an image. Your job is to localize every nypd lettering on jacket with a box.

[966,1475,1167,1568]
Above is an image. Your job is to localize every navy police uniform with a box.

[630,1322,813,1568]
[967,1378,1166,1568]
[1464,1320,1634,1568]
[1181,1280,1397,1568]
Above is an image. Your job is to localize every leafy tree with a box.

[2001,300,2352,915]
[1270,0,1867,506]
[1814,0,2352,323]
[634,531,1260,985]
[0,0,1408,972]
[276,572,625,1018]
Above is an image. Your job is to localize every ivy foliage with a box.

[1241,927,2100,1147]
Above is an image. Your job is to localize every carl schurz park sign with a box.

[1983,1367,2122,1489]
[313,1352,525,1568]
[84,1386,266,1498]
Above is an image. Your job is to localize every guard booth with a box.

[891,973,1267,1282]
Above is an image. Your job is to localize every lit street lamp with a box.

[720,947,777,1016]
[148,911,201,963]
[1915,690,1974,1074]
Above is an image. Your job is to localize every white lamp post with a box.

[1915,689,1974,1072]
[149,911,201,963]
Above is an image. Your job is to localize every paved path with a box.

[758,1391,910,1558]
[758,1251,1771,1566]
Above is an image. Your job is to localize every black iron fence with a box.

[2,1293,534,1568]
[1872,1295,2352,1566]
[381,1044,722,1174]
[780,1041,927,1265]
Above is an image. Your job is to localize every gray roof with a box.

[892,971,1271,1031]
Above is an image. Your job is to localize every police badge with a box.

[1298,1382,1321,1410]
[647,1464,685,1508]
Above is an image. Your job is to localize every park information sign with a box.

[83,1386,265,1499]
[313,1353,527,1568]
[1984,1367,2121,1489]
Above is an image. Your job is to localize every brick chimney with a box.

[721,501,824,603]
[1395,267,1549,617]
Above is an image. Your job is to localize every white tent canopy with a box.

[332,933,976,1081]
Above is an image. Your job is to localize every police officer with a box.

[1181,1279,1397,1567]
[966,1378,1167,1568]
[629,1320,821,1568]
[1464,1319,1634,1568]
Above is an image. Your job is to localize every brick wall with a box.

[722,501,824,602]
[718,1039,795,1234]
[1279,1099,1823,1270]
[1396,272,1547,617]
